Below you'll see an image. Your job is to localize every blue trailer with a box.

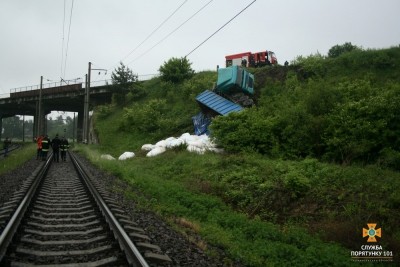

[193,66,255,135]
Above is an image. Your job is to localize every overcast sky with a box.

[1,0,399,97]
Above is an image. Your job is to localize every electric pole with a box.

[84,62,107,144]
[37,76,43,136]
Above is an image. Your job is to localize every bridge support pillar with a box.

[33,101,47,138]
[77,112,84,143]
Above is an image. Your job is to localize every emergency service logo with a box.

[362,223,381,242]
[350,223,394,262]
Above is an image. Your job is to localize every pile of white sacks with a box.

[100,152,135,161]
[142,133,223,157]
[100,133,223,160]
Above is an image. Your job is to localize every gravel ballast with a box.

[0,155,242,266]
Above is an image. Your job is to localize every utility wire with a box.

[126,0,213,66]
[60,0,66,78]
[109,0,188,71]
[63,0,75,79]
[186,0,256,57]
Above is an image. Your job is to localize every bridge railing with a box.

[86,74,158,88]
[9,80,80,94]
[84,79,111,88]
[1,74,159,99]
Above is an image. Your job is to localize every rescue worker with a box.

[41,135,50,161]
[51,134,61,163]
[60,136,69,162]
[36,135,43,160]
[3,137,11,158]
[241,58,247,67]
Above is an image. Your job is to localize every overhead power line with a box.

[126,0,214,66]
[186,0,256,57]
[60,0,67,78]
[63,0,75,79]
[109,0,188,71]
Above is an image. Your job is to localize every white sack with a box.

[180,133,193,143]
[186,140,204,148]
[141,144,155,151]
[101,154,116,160]
[118,152,135,160]
[146,146,166,157]
[166,138,185,148]
[187,145,206,154]
[209,147,224,154]
[155,140,167,148]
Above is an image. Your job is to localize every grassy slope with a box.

[77,146,354,266]
[0,143,36,175]
[80,47,400,266]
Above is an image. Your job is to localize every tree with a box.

[111,62,138,86]
[47,115,67,137]
[159,57,194,83]
[111,62,138,104]
[2,116,34,141]
[328,42,360,58]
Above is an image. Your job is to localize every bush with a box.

[159,57,194,83]
[121,99,171,133]
[212,51,400,165]
[292,53,327,78]
[378,148,400,170]
[95,104,114,119]
[210,109,278,155]
[328,42,360,58]
[126,83,147,102]
[324,81,400,163]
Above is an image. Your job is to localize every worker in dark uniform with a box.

[41,135,50,161]
[52,134,61,163]
[241,58,247,67]
[60,136,69,162]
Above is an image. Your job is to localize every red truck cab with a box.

[225,50,277,67]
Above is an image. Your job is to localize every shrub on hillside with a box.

[126,83,147,102]
[327,42,360,58]
[210,109,278,155]
[159,57,194,83]
[330,47,398,73]
[211,61,400,165]
[292,53,327,78]
[181,71,216,98]
[121,99,173,133]
[324,81,400,163]
[95,104,114,119]
[378,148,400,170]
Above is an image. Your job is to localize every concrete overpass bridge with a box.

[0,81,117,142]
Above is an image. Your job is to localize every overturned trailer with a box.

[192,65,254,135]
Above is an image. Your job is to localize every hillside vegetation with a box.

[79,45,400,266]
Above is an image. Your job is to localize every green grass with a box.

[0,143,36,175]
[75,145,357,266]
[76,46,400,265]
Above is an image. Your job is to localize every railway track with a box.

[0,144,20,158]
[0,152,171,266]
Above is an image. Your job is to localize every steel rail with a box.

[0,155,53,261]
[0,144,21,157]
[69,152,149,267]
